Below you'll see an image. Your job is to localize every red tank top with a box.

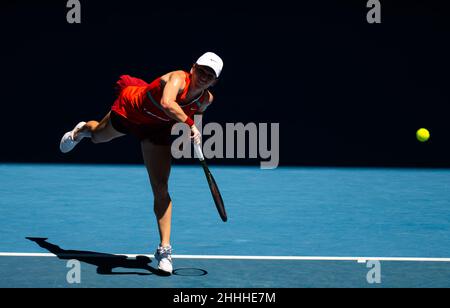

[111,72,208,125]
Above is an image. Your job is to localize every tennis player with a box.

[59,52,223,273]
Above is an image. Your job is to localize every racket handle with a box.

[194,143,205,161]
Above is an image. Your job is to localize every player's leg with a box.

[141,139,173,273]
[141,139,172,246]
[76,111,125,143]
[60,111,125,153]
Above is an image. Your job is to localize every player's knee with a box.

[153,183,169,201]
[153,186,170,218]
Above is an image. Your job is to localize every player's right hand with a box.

[190,125,201,145]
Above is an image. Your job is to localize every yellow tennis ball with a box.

[416,128,430,142]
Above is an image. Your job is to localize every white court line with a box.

[1,252,450,262]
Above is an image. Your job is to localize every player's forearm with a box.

[160,100,190,123]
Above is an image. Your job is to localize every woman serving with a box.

[59,52,224,274]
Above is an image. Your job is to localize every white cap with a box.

[196,52,223,78]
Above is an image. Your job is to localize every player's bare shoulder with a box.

[160,70,186,83]
[160,70,187,90]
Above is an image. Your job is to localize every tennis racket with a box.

[194,143,227,222]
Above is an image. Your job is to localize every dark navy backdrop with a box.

[1,0,449,166]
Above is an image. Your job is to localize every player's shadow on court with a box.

[26,237,171,276]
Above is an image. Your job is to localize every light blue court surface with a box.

[1,164,450,287]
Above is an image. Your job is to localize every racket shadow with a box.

[26,237,170,276]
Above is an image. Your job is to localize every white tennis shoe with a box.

[59,121,87,153]
[154,244,173,274]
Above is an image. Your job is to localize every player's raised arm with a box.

[159,71,190,123]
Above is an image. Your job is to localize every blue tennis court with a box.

[1,164,450,287]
